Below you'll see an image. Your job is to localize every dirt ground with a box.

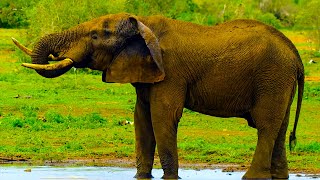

[305,76,320,82]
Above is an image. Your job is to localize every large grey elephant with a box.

[13,13,304,179]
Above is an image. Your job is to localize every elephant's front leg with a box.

[150,91,184,179]
[152,106,182,179]
[134,96,156,179]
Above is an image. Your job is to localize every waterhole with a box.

[0,166,318,180]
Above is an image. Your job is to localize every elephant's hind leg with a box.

[243,94,291,179]
[271,93,295,179]
[270,108,290,179]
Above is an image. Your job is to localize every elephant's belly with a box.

[185,85,253,118]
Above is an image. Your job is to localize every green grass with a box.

[1,28,320,173]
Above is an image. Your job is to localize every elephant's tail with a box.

[289,71,304,151]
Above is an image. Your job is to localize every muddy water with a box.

[0,166,318,180]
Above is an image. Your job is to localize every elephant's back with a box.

[213,19,302,72]
[216,19,301,61]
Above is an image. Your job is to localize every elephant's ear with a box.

[103,18,165,83]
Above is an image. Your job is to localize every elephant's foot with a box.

[242,178,272,180]
[271,166,288,179]
[161,174,180,179]
[242,169,272,180]
[134,172,153,179]
[271,170,289,179]
[242,176,272,180]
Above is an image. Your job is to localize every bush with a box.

[296,0,320,51]
[26,0,117,41]
[25,0,206,41]
[303,82,320,100]
[256,13,283,29]
[3,0,314,31]
[313,51,320,58]
[45,111,65,124]
[59,141,84,151]
[0,0,37,28]
[297,142,320,153]
[12,118,24,128]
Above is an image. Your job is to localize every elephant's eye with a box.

[90,31,98,40]
[91,34,98,40]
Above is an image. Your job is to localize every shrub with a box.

[85,112,107,124]
[296,0,320,51]
[297,142,320,153]
[12,118,24,128]
[59,141,84,151]
[45,111,65,124]
[256,13,283,29]
[303,82,320,100]
[0,0,37,28]
[313,51,320,58]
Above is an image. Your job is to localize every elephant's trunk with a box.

[30,32,74,78]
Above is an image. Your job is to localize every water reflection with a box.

[0,166,318,180]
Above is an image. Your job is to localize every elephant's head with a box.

[13,13,165,83]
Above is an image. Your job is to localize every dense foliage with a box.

[0,0,317,28]
[1,0,319,51]
[0,0,36,28]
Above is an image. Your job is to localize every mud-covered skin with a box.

[19,13,304,179]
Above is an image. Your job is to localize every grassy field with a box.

[0,28,320,173]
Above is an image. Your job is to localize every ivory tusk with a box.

[12,37,63,61]
[12,37,32,56]
[22,58,74,70]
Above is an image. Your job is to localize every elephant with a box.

[13,13,304,179]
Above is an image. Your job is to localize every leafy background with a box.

[1,0,320,51]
